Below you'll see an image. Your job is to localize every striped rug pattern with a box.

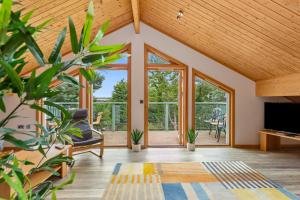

[202,161,279,189]
[102,162,299,200]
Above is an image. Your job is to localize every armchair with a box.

[70,109,104,158]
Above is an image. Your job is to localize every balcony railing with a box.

[46,101,227,131]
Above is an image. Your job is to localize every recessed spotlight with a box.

[177,9,184,20]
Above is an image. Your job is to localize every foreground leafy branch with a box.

[0,0,127,199]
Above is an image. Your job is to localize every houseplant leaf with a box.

[89,44,125,53]
[0,59,23,95]
[0,0,12,44]
[81,0,94,48]
[48,27,67,64]
[90,20,109,46]
[68,17,79,54]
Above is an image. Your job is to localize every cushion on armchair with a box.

[71,109,92,142]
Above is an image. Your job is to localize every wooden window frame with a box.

[87,44,132,147]
[36,69,84,128]
[191,68,235,147]
[144,44,188,147]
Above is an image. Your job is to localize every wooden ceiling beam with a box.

[256,73,300,96]
[131,0,140,33]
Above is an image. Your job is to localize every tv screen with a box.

[264,102,300,134]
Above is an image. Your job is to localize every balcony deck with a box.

[103,130,226,146]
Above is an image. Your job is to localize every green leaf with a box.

[82,54,107,63]
[0,59,23,95]
[13,45,28,59]
[0,0,12,44]
[92,54,126,67]
[0,92,5,112]
[30,103,56,120]
[22,31,45,66]
[31,181,53,199]
[53,172,75,191]
[82,1,94,47]
[22,10,34,24]
[48,27,67,64]
[90,20,109,46]
[57,74,81,87]
[1,134,33,150]
[89,43,125,53]
[79,68,96,83]
[36,18,52,32]
[1,170,28,200]
[68,17,79,54]
[34,63,62,96]
[38,144,46,157]
[2,32,24,59]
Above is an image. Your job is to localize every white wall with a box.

[1,22,289,146]
[0,95,37,146]
[100,22,288,145]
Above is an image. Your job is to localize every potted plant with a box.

[187,128,199,151]
[131,129,143,152]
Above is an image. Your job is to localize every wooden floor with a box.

[54,148,300,199]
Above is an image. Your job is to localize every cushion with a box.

[72,109,88,120]
[73,137,103,147]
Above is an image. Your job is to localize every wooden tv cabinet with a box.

[260,130,300,151]
[0,145,71,198]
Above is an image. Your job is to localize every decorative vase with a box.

[132,143,141,152]
[187,143,196,151]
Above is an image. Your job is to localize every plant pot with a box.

[132,143,141,152]
[187,143,196,151]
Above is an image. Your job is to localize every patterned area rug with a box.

[102,162,299,200]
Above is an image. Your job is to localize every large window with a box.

[91,45,131,147]
[144,45,188,147]
[43,73,81,128]
[192,69,234,146]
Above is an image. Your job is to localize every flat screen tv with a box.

[264,102,300,134]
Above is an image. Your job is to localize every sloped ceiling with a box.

[19,0,300,81]
[17,0,133,74]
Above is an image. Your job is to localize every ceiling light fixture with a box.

[177,9,184,20]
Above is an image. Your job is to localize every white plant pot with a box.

[187,143,196,151]
[132,144,141,152]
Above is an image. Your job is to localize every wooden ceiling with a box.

[18,0,300,81]
[17,0,133,74]
[140,0,300,81]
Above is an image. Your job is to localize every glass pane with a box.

[110,54,128,64]
[45,76,80,128]
[148,52,171,64]
[148,70,180,146]
[194,77,230,145]
[93,70,128,146]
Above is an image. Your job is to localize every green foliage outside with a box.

[93,75,128,131]
[195,77,227,130]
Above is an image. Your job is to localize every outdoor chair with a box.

[216,115,226,142]
[70,109,104,158]
[93,112,103,131]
